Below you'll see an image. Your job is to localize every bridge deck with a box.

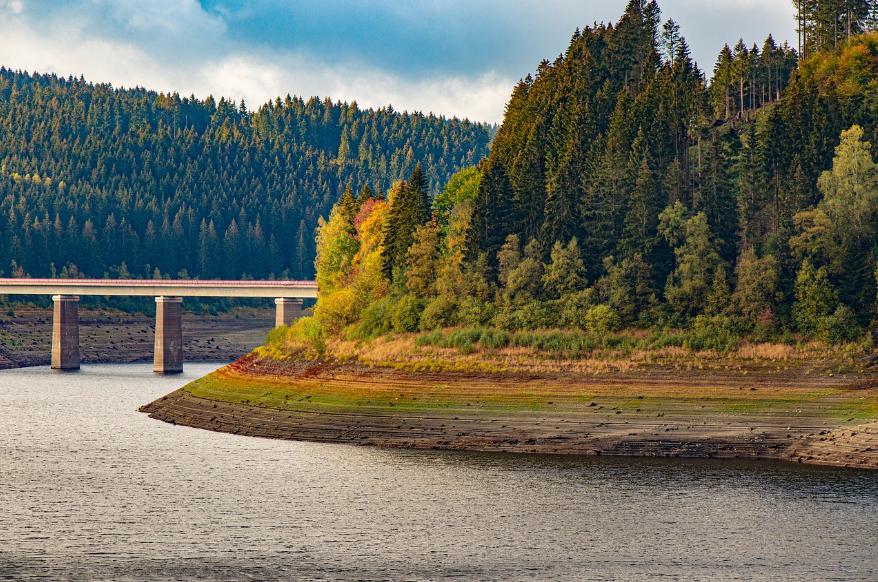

[0,278,318,298]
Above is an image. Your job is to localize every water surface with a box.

[1,363,877,581]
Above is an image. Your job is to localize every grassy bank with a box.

[185,335,878,421]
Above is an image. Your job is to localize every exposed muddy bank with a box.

[140,352,878,469]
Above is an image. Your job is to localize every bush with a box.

[819,305,861,344]
[535,330,574,353]
[354,295,397,339]
[415,328,444,347]
[420,295,458,330]
[287,316,328,355]
[313,287,360,331]
[391,295,425,333]
[445,327,484,352]
[509,329,597,354]
[584,304,621,335]
[685,315,744,352]
[648,328,686,349]
[265,324,288,349]
[519,300,558,329]
[478,328,511,349]
[558,289,598,330]
[458,296,494,327]
[491,305,523,331]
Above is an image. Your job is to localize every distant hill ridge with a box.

[0,67,492,281]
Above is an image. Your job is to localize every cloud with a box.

[0,0,22,14]
[0,0,798,123]
[0,5,512,121]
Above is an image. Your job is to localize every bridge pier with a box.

[275,298,303,327]
[154,296,183,374]
[51,295,80,370]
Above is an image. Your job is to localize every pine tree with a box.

[465,157,514,273]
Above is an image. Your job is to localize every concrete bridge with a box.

[0,278,317,373]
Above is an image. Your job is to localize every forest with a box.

[0,69,492,283]
[307,0,878,347]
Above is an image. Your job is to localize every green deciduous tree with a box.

[662,212,725,318]
[793,259,838,334]
[542,237,587,299]
[732,248,779,322]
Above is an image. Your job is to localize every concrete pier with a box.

[275,298,303,327]
[154,296,183,374]
[51,295,80,370]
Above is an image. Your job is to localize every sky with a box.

[0,0,796,124]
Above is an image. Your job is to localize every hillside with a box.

[0,69,491,282]
[140,1,878,467]
[298,4,878,344]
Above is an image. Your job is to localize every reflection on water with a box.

[1,364,877,581]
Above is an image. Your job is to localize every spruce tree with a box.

[465,157,514,274]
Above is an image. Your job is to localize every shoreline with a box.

[139,351,878,470]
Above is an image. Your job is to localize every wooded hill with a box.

[308,0,878,346]
[0,69,491,282]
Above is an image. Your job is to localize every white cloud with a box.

[102,0,224,33]
[0,8,512,122]
[0,0,23,14]
[0,10,160,83]
[198,53,512,121]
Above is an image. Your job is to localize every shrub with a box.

[519,300,558,329]
[685,315,744,352]
[354,295,397,339]
[819,305,861,343]
[584,304,621,335]
[415,328,444,347]
[458,296,494,327]
[313,286,360,331]
[265,324,288,349]
[391,295,425,333]
[648,329,686,349]
[558,289,598,330]
[420,294,458,330]
[491,305,523,331]
[287,316,328,355]
[445,327,483,352]
[478,328,511,349]
[535,330,572,353]
[508,329,597,354]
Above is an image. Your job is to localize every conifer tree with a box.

[466,157,513,272]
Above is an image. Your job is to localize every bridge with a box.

[0,278,318,373]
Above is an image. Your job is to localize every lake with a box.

[1,363,877,581]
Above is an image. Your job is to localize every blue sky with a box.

[0,0,795,123]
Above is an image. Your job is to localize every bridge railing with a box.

[0,278,316,287]
[0,278,318,299]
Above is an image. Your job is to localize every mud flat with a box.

[141,348,878,469]
[0,306,274,369]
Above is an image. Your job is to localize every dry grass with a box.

[268,320,875,385]
[318,333,867,378]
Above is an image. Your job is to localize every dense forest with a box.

[0,69,492,282]
[308,0,878,346]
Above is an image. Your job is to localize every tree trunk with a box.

[725,86,729,118]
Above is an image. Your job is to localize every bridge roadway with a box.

[0,278,318,373]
